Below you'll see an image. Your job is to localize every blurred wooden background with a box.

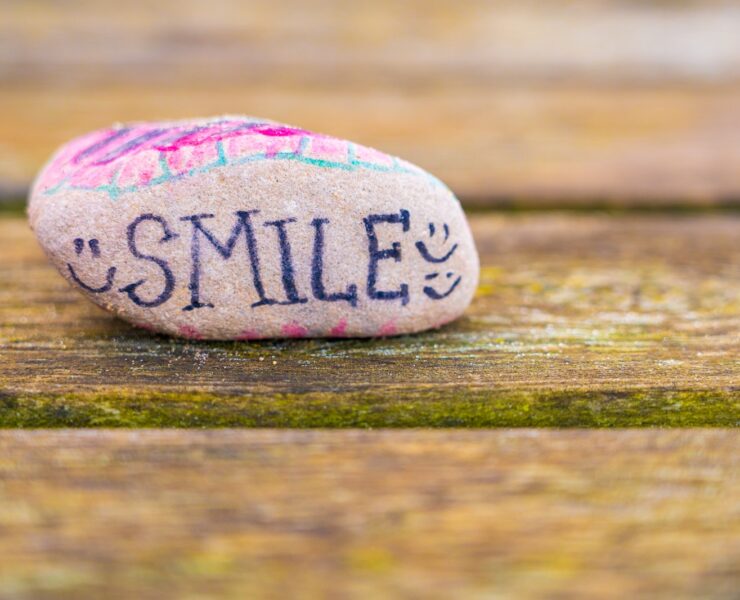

[1,4,739,596]
[2,0,740,206]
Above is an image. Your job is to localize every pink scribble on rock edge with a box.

[178,324,203,340]
[37,116,406,198]
[282,322,308,338]
[329,319,348,336]
[254,125,309,137]
[378,321,397,336]
[236,329,264,341]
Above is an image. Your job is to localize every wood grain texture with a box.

[0,213,737,427]
[2,1,740,204]
[0,429,737,598]
[3,85,740,206]
[4,0,740,85]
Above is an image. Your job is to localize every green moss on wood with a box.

[0,199,26,216]
[0,389,736,428]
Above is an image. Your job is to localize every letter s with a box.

[119,214,178,308]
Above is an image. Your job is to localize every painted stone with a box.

[28,115,479,339]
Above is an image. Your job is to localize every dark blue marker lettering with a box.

[179,210,276,310]
[263,218,307,305]
[423,275,461,300]
[310,218,358,307]
[67,237,116,293]
[72,128,130,164]
[363,209,410,306]
[119,213,177,307]
[67,262,116,293]
[93,129,167,165]
[415,240,458,263]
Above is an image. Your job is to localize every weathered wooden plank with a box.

[0,430,737,598]
[4,0,740,85]
[2,1,740,205]
[0,213,737,426]
[2,85,740,206]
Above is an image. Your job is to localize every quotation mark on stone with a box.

[66,238,117,293]
[416,222,462,300]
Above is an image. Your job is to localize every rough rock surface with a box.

[28,115,479,339]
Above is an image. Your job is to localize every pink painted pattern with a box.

[236,329,264,341]
[329,319,348,336]
[178,324,203,340]
[37,116,433,199]
[378,321,398,336]
[281,322,309,338]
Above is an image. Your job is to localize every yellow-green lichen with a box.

[0,389,736,428]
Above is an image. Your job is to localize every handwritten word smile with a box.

[66,209,463,311]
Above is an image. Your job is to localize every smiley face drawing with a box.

[66,237,117,293]
[416,222,462,300]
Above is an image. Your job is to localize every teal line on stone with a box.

[44,138,446,200]
[41,179,66,196]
